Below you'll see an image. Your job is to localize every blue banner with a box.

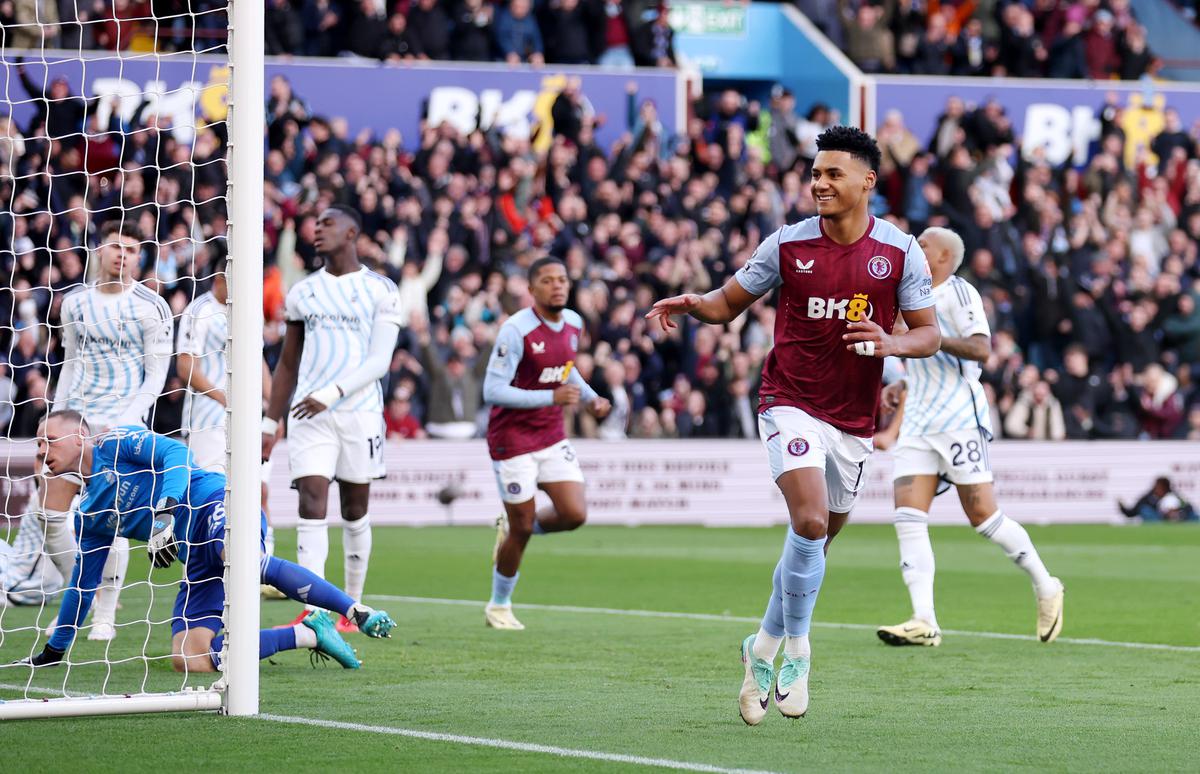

[873,76,1200,167]
[2,53,682,151]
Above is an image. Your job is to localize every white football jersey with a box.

[285,266,402,414]
[54,283,173,428]
[900,275,993,438]
[177,290,228,434]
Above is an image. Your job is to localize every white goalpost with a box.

[0,0,262,719]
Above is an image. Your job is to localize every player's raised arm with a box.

[647,228,780,331]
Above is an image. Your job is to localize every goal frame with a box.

[0,0,263,720]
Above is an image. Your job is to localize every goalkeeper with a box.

[21,410,395,672]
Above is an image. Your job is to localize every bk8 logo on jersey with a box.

[538,362,574,384]
[807,293,873,321]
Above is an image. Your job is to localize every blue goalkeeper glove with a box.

[148,497,181,569]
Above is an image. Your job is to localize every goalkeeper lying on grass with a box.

[17,410,395,672]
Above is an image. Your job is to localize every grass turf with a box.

[1,524,1197,772]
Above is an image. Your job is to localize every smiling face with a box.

[811,150,875,220]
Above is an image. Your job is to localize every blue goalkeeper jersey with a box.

[76,426,225,545]
[49,427,226,650]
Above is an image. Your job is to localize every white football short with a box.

[188,425,275,482]
[758,406,873,514]
[493,439,585,504]
[891,427,994,485]
[187,426,226,473]
[287,410,386,484]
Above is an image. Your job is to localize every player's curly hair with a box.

[815,126,882,173]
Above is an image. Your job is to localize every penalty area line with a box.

[259,713,781,774]
[367,595,1200,654]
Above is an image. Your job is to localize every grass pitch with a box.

[2,524,1197,772]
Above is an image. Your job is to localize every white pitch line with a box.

[0,682,70,697]
[260,714,781,774]
[367,595,1200,654]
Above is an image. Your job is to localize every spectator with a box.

[495,0,545,65]
[764,87,800,174]
[1004,380,1067,440]
[385,388,428,439]
[1119,477,1198,522]
[16,61,94,144]
[912,13,951,75]
[951,18,993,77]
[265,0,304,55]
[407,0,452,60]
[1084,10,1121,80]
[412,316,489,439]
[1118,24,1155,80]
[94,0,144,50]
[998,5,1046,77]
[551,79,588,146]
[380,12,419,60]
[301,0,343,57]
[1135,364,1185,439]
[593,0,636,68]
[845,5,895,73]
[345,0,387,58]
[451,0,494,60]
[598,360,630,439]
[1152,109,1191,165]
[1162,290,1200,364]
[544,0,593,65]
[631,2,675,68]
[1047,14,1087,79]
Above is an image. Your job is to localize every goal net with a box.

[0,0,263,718]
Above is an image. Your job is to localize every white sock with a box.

[293,623,317,649]
[37,508,78,582]
[895,507,938,629]
[751,627,782,662]
[342,515,372,604]
[784,634,810,659]
[264,525,276,557]
[976,511,1057,597]
[92,537,130,626]
[296,520,329,610]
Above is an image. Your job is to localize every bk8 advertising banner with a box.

[3,52,684,151]
[871,75,1200,167]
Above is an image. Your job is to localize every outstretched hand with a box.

[645,294,702,332]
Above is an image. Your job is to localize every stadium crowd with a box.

[0,0,677,68]
[3,64,1200,443]
[1,0,1166,81]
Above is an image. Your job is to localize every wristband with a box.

[261,416,279,435]
[308,383,343,408]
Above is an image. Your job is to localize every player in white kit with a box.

[877,228,1064,647]
[262,205,402,633]
[177,257,282,593]
[44,221,172,641]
